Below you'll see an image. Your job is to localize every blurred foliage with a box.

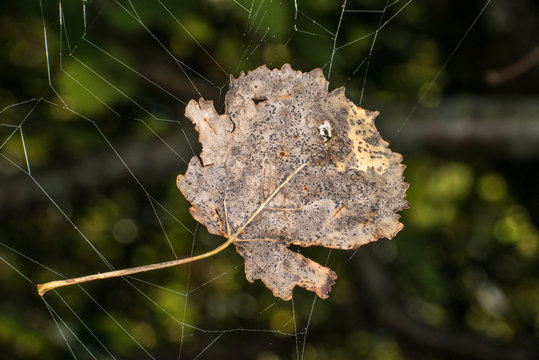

[1,0,539,359]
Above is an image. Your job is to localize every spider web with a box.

[0,0,492,359]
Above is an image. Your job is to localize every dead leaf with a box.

[177,64,408,301]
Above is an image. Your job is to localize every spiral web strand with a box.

[0,0,491,358]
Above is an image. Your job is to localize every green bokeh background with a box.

[1,0,538,359]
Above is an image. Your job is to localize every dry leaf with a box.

[177,64,408,300]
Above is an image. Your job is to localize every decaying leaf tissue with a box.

[177,64,408,301]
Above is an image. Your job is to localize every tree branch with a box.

[1,96,538,213]
[376,95,539,159]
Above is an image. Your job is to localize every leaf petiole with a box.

[37,162,308,296]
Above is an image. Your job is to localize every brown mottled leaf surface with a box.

[177,64,408,300]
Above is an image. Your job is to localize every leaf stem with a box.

[37,162,308,296]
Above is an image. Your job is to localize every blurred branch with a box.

[378,95,539,159]
[485,44,539,85]
[355,250,537,360]
[1,95,539,213]
[0,131,194,214]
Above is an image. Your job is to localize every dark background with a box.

[1,0,538,359]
